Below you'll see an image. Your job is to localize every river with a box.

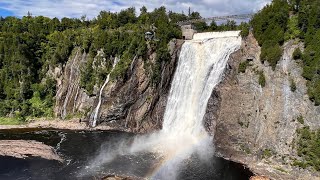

[0,128,252,180]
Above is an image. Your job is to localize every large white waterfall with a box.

[90,57,119,127]
[85,31,242,179]
[149,30,242,178]
[162,31,241,138]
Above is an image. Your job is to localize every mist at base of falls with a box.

[84,31,242,179]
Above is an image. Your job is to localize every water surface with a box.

[0,129,252,180]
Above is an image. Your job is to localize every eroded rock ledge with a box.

[0,140,62,162]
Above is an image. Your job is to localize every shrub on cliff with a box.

[258,71,266,87]
[260,43,282,70]
[239,22,250,38]
[251,0,289,70]
[295,126,320,171]
[290,78,297,92]
[239,61,250,73]
[293,48,302,60]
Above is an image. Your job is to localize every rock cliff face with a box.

[54,48,94,119]
[54,40,183,133]
[212,33,320,179]
[96,40,183,133]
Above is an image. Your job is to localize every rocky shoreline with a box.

[0,140,62,162]
[0,118,129,132]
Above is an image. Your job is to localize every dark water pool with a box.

[0,129,253,180]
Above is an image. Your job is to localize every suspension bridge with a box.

[177,13,254,26]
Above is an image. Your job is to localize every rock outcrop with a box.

[54,48,94,119]
[96,40,183,133]
[211,33,320,179]
[53,40,183,133]
[0,140,62,162]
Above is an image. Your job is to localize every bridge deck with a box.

[177,14,253,26]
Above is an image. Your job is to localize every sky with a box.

[0,0,272,19]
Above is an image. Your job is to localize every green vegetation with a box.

[262,148,274,159]
[293,47,302,60]
[0,117,22,125]
[292,0,320,105]
[290,78,297,92]
[239,22,250,38]
[284,15,301,41]
[251,0,320,105]
[251,0,289,70]
[297,115,304,124]
[239,60,250,73]
[260,43,282,70]
[258,71,266,87]
[240,144,251,154]
[0,6,182,122]
[295,126,320,171]
[275,167,288,173]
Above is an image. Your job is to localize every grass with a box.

[0,117,23,125]
[275,167,288,173]
[262,149,273,159]
[258,71,266,87]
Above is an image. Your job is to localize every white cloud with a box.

[0,0,272,19]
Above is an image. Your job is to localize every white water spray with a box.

[90,57,119,127]
[85,31,241,179]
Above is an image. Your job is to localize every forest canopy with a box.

[0,7,183,120]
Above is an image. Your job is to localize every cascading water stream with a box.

[85,31,242,179]
[90,57,120,127]
[150,31,242,179]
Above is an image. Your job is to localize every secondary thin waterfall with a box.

[90,57,119,127]
[85,31,242,179]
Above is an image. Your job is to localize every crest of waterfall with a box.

[90,57,120,127]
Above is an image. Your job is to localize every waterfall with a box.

[162,31,241,137]
[85,31,242,179]
[90,57,119,127]
[148,31,242,178]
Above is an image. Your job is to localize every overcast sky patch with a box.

[0,0,272,19]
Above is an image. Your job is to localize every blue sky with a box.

[0,0,271,19]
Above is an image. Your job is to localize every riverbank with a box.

[0,118,116,131]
